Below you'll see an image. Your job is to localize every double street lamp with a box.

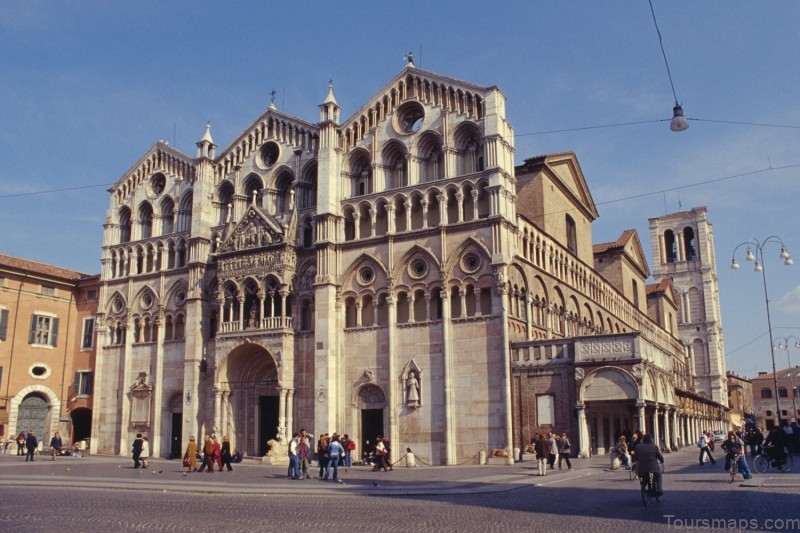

[731,236,793,427]
[773,336,799,423]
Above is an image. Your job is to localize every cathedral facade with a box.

[92,63,725,463]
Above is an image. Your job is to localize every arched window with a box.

[565,215,577,254]
[664,230,676,263]
[139,202,153,240]
[217,181,234,225]
[683,226,696,260]
[298,162,318,209]
[454,125,484,176]
[349,152,372,197]
[382,141,408,190]
[177,193,193,232]
[274,171,293,214]
[119,207,132,244]
[160,197,175,234]
[244,174,264,206]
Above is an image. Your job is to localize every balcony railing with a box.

[220,316,293,334]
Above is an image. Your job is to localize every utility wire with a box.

[648,0,680,105]
[0,183,112,199]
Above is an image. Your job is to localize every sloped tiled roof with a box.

[0,253,94,282]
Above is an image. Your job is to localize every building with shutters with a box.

[0,253,99,447]
[92,61,727,463]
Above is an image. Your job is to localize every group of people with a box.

[530,432,573,476]
[182,434,238,473]
[286,430,369,482]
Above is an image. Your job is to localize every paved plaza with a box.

[0,448,797,532]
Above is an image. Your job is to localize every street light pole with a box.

[732,236,793,429]
[774,336,799,423]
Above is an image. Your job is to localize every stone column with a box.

[455,191,464,223]
[661,407,670,452]
[577,403,590,458]
[440,283,455,464]
[278,389,287,441]
[652,406,661,447]
[285,389,294,440]
[238,298,244,331]
[152,310,166,456]
[421,199,429,228]
[637,401,646,433]
[213,388,222,435]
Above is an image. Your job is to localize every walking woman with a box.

[140,436,150,469]
[184,436,198,472]
[220,436,233,472]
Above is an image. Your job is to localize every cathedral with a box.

[91,60,727,463]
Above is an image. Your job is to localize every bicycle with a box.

[638,468,662,506]
[629,460,638,481]
[728,456,739,484]
[752,446,793,474]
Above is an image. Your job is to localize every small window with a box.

[29,314,59,347]
[761,388,772,399]
[81,318,95,349]
[0,308,8,341]
[778,387,788,398]
[40,285,55,296]
[73,371,93,395]
[766,410,773,416]
[565,215,577,254]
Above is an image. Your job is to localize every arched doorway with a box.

[220,343,280,457]
[580,368,638,455]
[357,384,386,457]
[16,393,51,441]
[70,407,92,444]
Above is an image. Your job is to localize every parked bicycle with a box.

[752,445,793,474]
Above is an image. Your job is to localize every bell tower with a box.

[649,207,727,403]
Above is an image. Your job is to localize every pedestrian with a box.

[50,432,62,461]
[383,437,394,471]
[184,436,197,472]
[557,432,573,470]
[373,436,389,472]
[299,429,312,479]
[546,432,558,470]
[17,432,26,456]
[220,436,233,472]
[213,436,222,472]
[636,434,664,496]
[197,436,216,473]
[616,435,631,469]
[325,435,345,481]
[534,434,548,476]
[697,431,716,466]
[25,430,38,462]
[132,433,144,468]
[341,434,356,469]
[288,432,300,480]
[317,433,329,478]
[752,427,764,458]
[140,436,150,469]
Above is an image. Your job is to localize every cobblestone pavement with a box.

[0,449,797,532]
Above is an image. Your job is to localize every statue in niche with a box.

[406,371,420,407]
[226,204,232,224]
[249,306,258,328]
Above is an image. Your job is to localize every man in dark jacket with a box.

[131,433,144,468]
[636,434,664,495]
[25,431,38,462]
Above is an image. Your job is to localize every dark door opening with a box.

[70,408,92,444]
[171,413,183,458]
[259,396,279,456]
[360,408,384,458]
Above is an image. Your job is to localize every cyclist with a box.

[764,426,787,467]
[636,434,664,496]
[720,431,752,479]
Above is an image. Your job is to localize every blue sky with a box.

[2,1,799,378]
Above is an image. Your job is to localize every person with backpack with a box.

[341,434,356,469]
[698,432,716,466]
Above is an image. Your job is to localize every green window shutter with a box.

[73,372,80,394]
[86,372,93,394]
[29,315,37,344]
[0,309,8,341]
[51,317,59,347]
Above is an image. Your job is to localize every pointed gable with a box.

[111,141,196,205]
[217,204,285,255]
[593,229,650,279]
[515,152,599,222]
